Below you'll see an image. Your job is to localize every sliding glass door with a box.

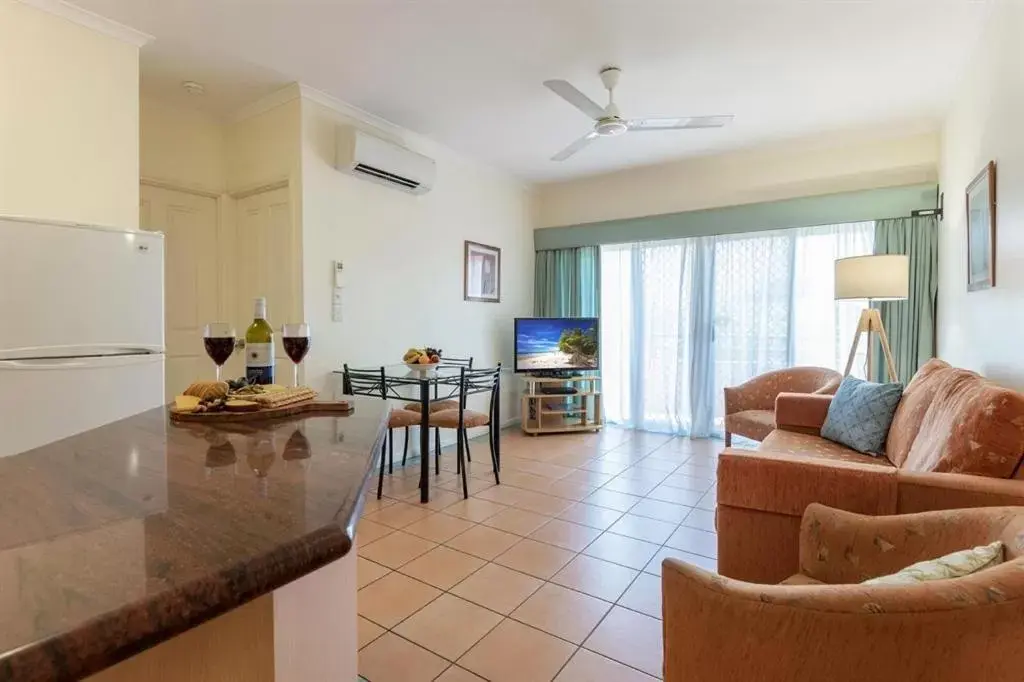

[601,221,873,436]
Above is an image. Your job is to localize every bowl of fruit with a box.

[403,347,442,369]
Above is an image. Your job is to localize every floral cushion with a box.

[863,541,1004,586]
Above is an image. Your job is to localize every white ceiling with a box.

[69,0,991,182]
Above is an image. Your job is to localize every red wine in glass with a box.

[203,323,236,381]
[282,323,310,386]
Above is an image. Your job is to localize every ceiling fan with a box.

[543,66,734,161]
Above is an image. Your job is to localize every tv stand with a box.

[521,374,602,435]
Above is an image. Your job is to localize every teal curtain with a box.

[534,246,600,317]
[873,216,938,384]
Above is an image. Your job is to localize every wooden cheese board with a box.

[169,399,353,423]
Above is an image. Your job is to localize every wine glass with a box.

[203,323,236,381]
[282,322,311,387]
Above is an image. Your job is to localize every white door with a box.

[233,187,296,379]
[140,185,220,399]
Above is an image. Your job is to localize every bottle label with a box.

[245,342,275,384]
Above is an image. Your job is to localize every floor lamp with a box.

[834,254,909,382]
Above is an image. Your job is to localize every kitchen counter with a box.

[0,397,388,682]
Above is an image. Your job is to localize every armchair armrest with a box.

[774,392,832,434]
[717,448,897,517]
[798,503,1021,584]
[661,556,1024,682]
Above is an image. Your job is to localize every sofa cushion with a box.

[724,409,775,441]
[761,430,895,468]
[862,541,1004,586]
[885,358,952,466]
[901,366,1024,478]
[820,376,903,455]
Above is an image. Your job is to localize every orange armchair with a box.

[723,366,841,445]
[662,504,1024,682]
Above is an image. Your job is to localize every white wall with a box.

[299,95,534,425]
[140,97,227,194]
[0,0,140,228]
[938,2,1024,388]
[536,129,939,228]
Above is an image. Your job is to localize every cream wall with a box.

[140,98,226,194]
[937,2,1024,388]
[536,130,939,228]
[299,96,534,424]
[0,0,140,228]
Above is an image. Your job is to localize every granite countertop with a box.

[0,397,388,682]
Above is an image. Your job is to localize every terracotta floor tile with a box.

[394,594,504,661]
[661,473,715,493]
[615,467,672,484]
[508,490,576,516]
[671,463,716,482]
[628,499,694,524]
[606,514,678,545]
[551,554,639,602]
[618,572,663,619]
[481,508,553,536]
[696,491,717,511]
[363,502,436,530]
[583,532,660,570]
[403,513,477,543]
[473,484,528,506]
[357,557,391,589]
[560,469,615,487]
[358,632,449,682]
[583,488,643,513]
[512,582,612,644]
[494,538,577,579]
[360,530,438,569]
[601,476,660,497]
[441,497,508,522]
[435,665,488,682]
[529,519,603,552]
[437,476,496,497]
[632,457,682,473]
[644,546,717,576]
[401,488,466,512]
[682,508,717,532]
[399,546,486,590]
[458,619,577,682]
[548,451,601,468]
[558,502,624,530]
[450,562,545,615]
[361,496,398,515]
[502,471,556,492]
[665,526,718,559]
[646,484,705,506]
[555,648,658,682]
[445,525,521,560]
[357,616,386,650]
[580,459,631,476]
[596,449,648,465]
[357,572,441,629]
[584,606,663,678]
[356,518,395,545]
[544,478,596,501]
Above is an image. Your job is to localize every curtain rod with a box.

[910,189,943,219]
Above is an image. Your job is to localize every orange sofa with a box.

[664,504,1024,682]
[717,359,1024,583]
[723,366,841,445]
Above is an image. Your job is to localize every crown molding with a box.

[16,0,152,46]
[296,83,406,139]
[231,83,302,123]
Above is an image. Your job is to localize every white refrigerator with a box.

[0,217,166,458]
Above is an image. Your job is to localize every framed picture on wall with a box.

[464,241,501,303]
[966,160,996,291]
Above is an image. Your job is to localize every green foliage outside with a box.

[557,327,598,366]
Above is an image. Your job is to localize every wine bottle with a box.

[245,297,275,385]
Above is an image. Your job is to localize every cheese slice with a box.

[174,395,201,412]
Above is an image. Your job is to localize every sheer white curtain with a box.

[602,221,875,436]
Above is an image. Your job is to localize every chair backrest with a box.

[444,356,474,368]
[454,365,501,417]
[342,364,386,399]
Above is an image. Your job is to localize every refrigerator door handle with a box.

[0,358,91,370]
[0,354,163,371]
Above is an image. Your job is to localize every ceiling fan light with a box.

[596,119,629,136]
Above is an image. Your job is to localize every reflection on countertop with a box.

[0,396,388,682]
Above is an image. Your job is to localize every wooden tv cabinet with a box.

[521,374,602,435]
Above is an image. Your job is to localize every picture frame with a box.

[464,240,501,303]
[966,160,997,292]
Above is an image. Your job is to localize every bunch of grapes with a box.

[424,347,442,358]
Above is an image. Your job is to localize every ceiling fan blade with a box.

[551,132,600,162]
[543,80,606,120]
[628,115,734,131]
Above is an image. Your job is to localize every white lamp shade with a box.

[834,254,909,301]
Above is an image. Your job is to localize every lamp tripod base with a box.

[843,308,898,382]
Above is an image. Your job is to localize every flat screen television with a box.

[514,317,600,374]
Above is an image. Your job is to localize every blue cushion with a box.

[820,376,904,456]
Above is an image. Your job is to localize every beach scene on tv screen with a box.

[517,319,598,371]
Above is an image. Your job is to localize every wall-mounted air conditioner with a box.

[335,126,436,195]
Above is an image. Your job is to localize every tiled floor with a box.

[356,427,720,682]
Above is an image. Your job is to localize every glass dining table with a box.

[334,363,497,503]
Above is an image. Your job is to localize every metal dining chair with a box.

[428,365,501,499]
[402,356,474,473]
[341,364,420,500]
